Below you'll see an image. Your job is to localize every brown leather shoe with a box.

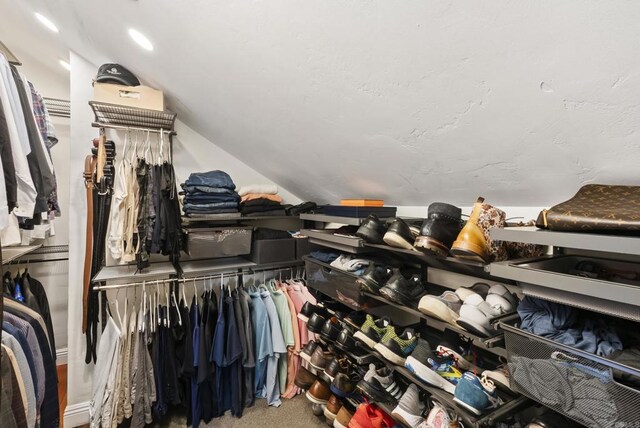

[294,366,317,390]
[333,406,354,428]
[323,394,342,421]
[310,346,334,370]
[451,197,491,262]
[306,378,331,404]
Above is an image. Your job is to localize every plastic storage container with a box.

[502,323,640,427]
[304,256,367,310]
[184,227,252,259]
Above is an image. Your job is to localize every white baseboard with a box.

[64,401,90,428]
[56,347,68,365]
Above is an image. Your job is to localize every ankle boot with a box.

[451,198,507,262]
[414,202,463,256]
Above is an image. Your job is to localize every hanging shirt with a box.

[280,283,302,399]
[225,294,243,416]
[89,316,120,428]
[189,297,201,426]
[238,289,255,408]
[0,54,35,218]
[249,290,271,397]
[0,98,17,213]
[260,289,286,407]
[269,285,294,395]
[3,322,38,419]
[2,332,36,427]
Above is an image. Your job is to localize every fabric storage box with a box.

[93,82,164,111]
[184,226,252,259]
[295,237,321,260]
[502,322,640,427]
[249,238,296,264]
[304,256,368,310]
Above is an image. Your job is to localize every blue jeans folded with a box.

[184,170,236,189]
[184,207,239,215]
[183,201,239,210]
[181,184,236,194]
[184,194,240,203]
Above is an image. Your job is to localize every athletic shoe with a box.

[353,315,391,349]
[483,365,511,392]
[383,218,416,250]
[334,406,354,428]
[405,339,459,394]
[418,291,462,325]
[418,402,451,428]
[485,284,518,313]
[357,364,402,404]
[301,340,319,363]
[355,263,394,294]
[455,283,490,301]
[379,271,427,308]
[348,403,386,428]
[374,326,418,365]
[391,384,426,427]
[453,372,502,415]
[456,293,499,337]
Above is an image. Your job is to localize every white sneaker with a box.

[418,402,451,428]
[455,293,498,337]
[418,291,462,325]
[485,284,518,313]
[455,283,490,301]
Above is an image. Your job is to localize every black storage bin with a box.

[304,256,368,310]
[295,237,321,260]
[184,226,252,259]
[250,238,296,264]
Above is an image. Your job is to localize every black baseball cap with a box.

[96,63,140,86]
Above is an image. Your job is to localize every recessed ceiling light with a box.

[35,12,59,33]
[59,60,71,71]
[128,28,154,51]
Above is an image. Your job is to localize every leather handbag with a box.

[536,184,640,233]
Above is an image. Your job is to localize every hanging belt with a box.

[82,155,96,333]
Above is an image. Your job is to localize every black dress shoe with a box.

[300,340,319,363]
[320,317,341,342]
[383,218,415,250]
[335,328,358,353]
[355,263,394,294]
[308,313,327,334]
[414,202,463,256]
[356,214,387,244]
[298,301,328,323]
[325,357,349,381]
[379,271,427,307]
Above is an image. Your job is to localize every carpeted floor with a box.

[158,395,329,427]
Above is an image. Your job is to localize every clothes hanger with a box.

[181,279,187,304]
[139,281,146,333]
[171,282,182,326]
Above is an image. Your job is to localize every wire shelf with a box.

[89,101,176,133]
[44,97,70,118]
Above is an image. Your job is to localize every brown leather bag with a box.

[536,184,640,233]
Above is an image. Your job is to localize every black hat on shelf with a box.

[96,63,140,86]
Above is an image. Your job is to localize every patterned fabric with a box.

[537,184,640,233]
[506,220,547,259]
[476,202,507,262]
[28,82,61,216]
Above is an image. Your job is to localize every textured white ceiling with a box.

[12,0,640,206]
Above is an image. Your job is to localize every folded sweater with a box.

[237,184,278,196]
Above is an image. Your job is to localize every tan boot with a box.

[451,197,493,262]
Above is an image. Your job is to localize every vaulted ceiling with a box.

[9,0,640,206]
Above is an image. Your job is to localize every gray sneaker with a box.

[357,364,403,404]
[392,384,426,427]
[418,291,462,325]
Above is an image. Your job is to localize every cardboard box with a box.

[93,82,164,111]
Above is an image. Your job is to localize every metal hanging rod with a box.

[93,265,304,291]
[93,123,177,135]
